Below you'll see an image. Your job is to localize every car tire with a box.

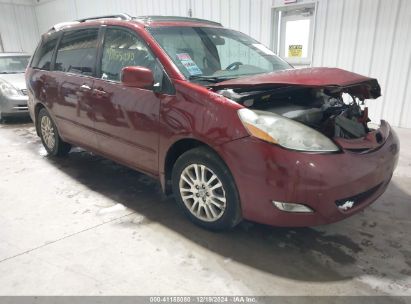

[171,146,242,231]
[38,108,71,156]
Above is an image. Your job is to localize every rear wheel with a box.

[38,108,71,156]
[172,146,242,231]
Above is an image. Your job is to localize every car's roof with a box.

[0,52,30,57]
[49,14,223,32]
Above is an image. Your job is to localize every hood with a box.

[0,73,27,90]
[211,68,381,99]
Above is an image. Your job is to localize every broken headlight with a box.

[238,108,340,152]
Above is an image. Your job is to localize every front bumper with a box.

[217,122,400,227]
[0,94,29,116]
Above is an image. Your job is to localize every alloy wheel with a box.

[40,115,56,150]
[179,164,227,222]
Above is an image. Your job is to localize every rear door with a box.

[27,32,60,121]
[52,28,100,149]
[90,26,164,175]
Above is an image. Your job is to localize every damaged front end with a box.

[212,68,385,152]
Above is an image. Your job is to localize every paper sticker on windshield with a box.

[252,44,276,56]
[176,53,202,75]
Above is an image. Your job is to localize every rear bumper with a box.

[0,95,29,116]
[217,122,400,227]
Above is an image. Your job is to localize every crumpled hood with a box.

[0,73,27,90]
[211,67,381,99]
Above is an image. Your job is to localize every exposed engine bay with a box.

[218,86,371,140]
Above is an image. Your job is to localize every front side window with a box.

[100,28,156,81]
[148,26,291,81]
[0,56,30,74]
[31,35,58,71]
[55,29,99,76]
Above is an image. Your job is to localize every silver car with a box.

[0,52,31,122]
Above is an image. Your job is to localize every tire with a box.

[171,146,242,231]
[37,108,71,156]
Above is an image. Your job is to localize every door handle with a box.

[93,88,107,95]
[80,84,91,91]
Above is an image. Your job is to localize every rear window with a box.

[55,29,99,76]
[31,35,58,71]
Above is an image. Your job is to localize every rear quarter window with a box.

[31,35,59,70]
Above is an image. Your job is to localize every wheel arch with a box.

[163,138,225,195]
[34,103,46,136]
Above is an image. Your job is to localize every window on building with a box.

[273,5,316,67]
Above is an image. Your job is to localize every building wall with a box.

[0,0,39,53]
[14,0,411,127]
[313,0,411,128]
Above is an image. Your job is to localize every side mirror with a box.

[121,66,154,89]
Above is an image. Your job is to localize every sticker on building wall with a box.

[288,45,303,57]
[176,53,202,75]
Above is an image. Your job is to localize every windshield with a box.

[0,56,30,74]
[148,26,291,82]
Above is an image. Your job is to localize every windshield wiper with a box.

[188,75,235,83]
[0,72,20,74]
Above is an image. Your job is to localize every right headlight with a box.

[238,108,340,152]
[0,79,21,97]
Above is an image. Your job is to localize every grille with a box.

[345,132,386,154]
[335,183,382,211]
[345,148,370,153]
[13,104,28,111]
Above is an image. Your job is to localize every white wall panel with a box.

[380,0,411,127]
[23,0,411,127]
[334,0,360,70]
[34,0,76,34]
[0,1,39,53]
[320,0,344,66]
[311,0,327,66]
[310,0,411,127]
[249,0,262,42]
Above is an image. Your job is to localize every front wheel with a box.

[38,108,71,156]
[172,147,242,231]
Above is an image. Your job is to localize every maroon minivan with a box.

[26,14,399,230]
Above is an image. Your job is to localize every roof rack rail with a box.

[50,21,80,32]
[49,13,134,32]
[135,15,222,26]
[77,13,133,23]
[48,14,221,33]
